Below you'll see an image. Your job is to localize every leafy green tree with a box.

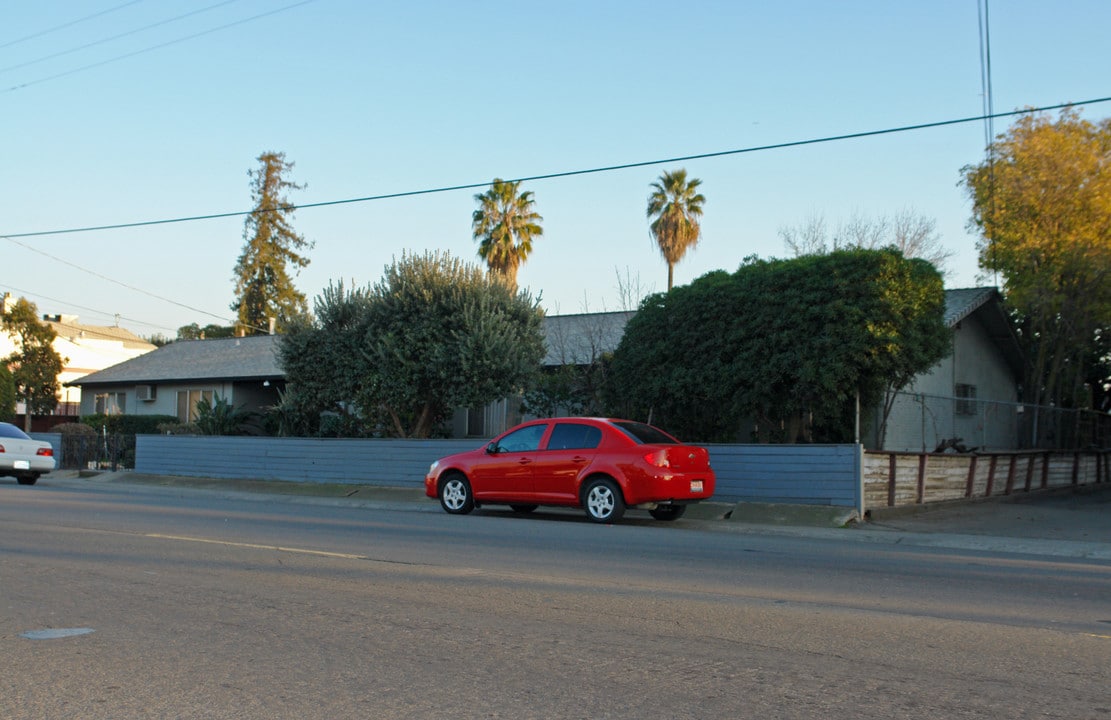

[278,252,545,438]
[963,108,1111,414]
[232,151,313,335]
[472,178,543,292]
[647,168,706,291]
[276,281,374,436]
[0,363,15,422]
[2,297,65,431]
[607,249,949,443]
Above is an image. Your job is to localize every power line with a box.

[0,0,245,75]
[0,1,143,50]
[0,282,178,335]
[2,236,247,330]
[3,0,317,93]
[3,96,1110,241]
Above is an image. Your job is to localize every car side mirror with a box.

[486,443,500,455]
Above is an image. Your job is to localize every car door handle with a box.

[572,456,588,463]
[518,458,533,465]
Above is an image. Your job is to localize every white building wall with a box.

[0,308,155,413]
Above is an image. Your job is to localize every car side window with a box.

[495,424,547,453]
[547,423,602,450]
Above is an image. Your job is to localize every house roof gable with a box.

[944,287,1024,379]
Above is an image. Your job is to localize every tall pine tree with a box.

[232,151,313,335]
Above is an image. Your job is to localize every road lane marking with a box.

[145,533,368,560]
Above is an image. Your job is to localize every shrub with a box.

[80,414,179,435]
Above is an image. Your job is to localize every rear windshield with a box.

[612,421,678,445]
[0,423,30,440]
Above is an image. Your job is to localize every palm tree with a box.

[647,169,705,291]
[471,178,543,291]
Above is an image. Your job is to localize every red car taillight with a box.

[37,447,53,457]
[0,444,5,453]
[643,449,670,468]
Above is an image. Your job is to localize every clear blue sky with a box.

[2,0,1109,337]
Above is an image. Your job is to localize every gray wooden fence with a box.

[708,444,862,509]
[135,435,478,487]
[133,435,863,509]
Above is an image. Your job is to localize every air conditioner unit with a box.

[136,384,155,402]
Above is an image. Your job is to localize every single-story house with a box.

[68,293,1025,447]
[871,287,1024,451]
[70,334,284,422]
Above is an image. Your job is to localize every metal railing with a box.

[58,432,135,471]
[877,391,1110,452]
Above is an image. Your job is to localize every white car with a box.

[0,422,56,485]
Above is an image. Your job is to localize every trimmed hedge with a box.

[80,414,179,435]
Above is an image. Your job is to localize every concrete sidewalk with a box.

[36,470,1111,561]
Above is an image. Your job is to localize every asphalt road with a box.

[2,476,1109,719]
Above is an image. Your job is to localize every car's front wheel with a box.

[649,504,686,521]
[583,478,625,523]
[439,473,474,515]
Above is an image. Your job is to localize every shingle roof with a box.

[943,287,998,327]
[70,335,283,386]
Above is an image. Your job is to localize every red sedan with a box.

[424,417,715,523]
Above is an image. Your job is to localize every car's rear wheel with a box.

[16,474,38,486]
[649,504,686,521]
[509,504,538,514]
[583,478,625,523]
[439,473,474,514]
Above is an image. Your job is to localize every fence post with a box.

[985,455,998,497]
[965,455,978,497]
[887,453,897,507]
[916,453,927,505]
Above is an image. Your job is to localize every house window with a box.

[955,384,978,416]
[177,389,214,423]
[94,392,126,415]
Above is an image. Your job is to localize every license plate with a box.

[690,480,703,493]
[14,460,30,470]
